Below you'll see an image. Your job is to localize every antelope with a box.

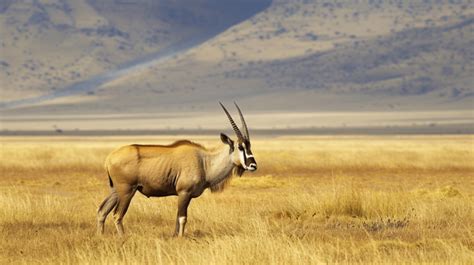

[97,102,257,237]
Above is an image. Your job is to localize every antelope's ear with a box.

[220,133,234,150]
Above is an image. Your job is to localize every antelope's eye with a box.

[238,145,244,151]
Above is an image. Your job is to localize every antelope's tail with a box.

[107,168,114,188]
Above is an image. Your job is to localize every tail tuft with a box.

[107,169,114,188]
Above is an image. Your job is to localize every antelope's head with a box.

[219,102,257,172]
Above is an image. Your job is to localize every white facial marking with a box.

[239,150,248,170]
[248,160,257,170]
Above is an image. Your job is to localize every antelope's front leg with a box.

[174,192,192,237]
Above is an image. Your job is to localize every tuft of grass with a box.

[437,185,462,198]
[321,185,365,218]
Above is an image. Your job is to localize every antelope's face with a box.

[237,140,257,171]
[220,102,257,172]
[220,134,258,172]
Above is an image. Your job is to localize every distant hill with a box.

[0,0,473,117]
[0,0,270,101]
[229,17,474,99]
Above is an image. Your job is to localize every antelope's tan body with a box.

[107,142,211,198]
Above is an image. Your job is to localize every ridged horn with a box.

[219,102,244,141]
[234,102,249,140]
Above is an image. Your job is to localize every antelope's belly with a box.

[137,173,177,197]
[137,184,177,197]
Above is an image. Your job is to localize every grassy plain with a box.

[0,135,473,264]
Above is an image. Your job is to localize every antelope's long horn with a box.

[234,102,249,140]
[219,102,244,141]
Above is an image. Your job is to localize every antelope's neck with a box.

[204,145,234,185]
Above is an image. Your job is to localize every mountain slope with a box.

[0,0,270,101]
[0,0,473,117]
[37,0,471,113]
[229,17,474,98]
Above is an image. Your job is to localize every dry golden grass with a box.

[0,135,473,264]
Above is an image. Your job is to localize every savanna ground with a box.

[0,135,473,264]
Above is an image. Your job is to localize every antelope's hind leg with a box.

[113,185,138,237]
[97,191,119,235]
